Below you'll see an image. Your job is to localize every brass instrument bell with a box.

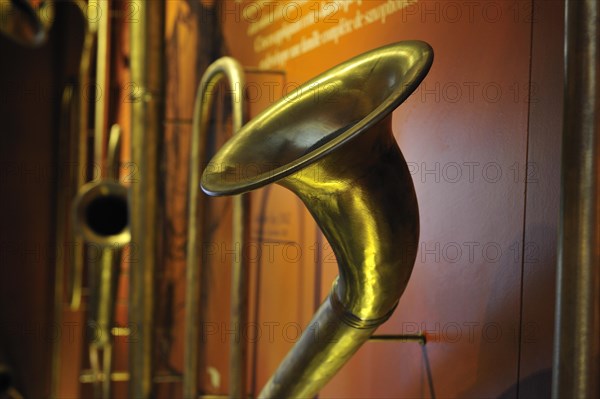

[202,41,433,398]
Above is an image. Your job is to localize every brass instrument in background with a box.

[128,1,164,397]
[184,56,249,399]
[72,124,130,399]
[52,2,166,397]
[53,1,163,397]
[0,0,54,46]
[66,0,99,311]
[201,41,433,398]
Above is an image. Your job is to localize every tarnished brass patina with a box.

[201,41,433,397]
[0,0,53,46]
[184,56,248,399]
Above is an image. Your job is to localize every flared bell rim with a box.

[201,40,433,196]
[72,180,131,247]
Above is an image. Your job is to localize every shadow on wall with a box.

[497,368,551,399]
[455,223,556,399]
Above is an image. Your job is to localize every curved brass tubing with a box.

[0,0,54,46]
[184,57,248,399]
[67,0,100,311]
[202,41,433,398]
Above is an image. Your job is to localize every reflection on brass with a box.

[129,1,164,397]
[202,41,433,398]
[184,57,248,399]
[0,0,54,46]
[553,0,600,398]
[110,326,131,336]
[72,125,129,399]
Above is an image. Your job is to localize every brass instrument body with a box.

[66,8,110,387]
[202,41,433,398]
[73,179,129,337]
[73,178,129,399]
[71,125,129,399]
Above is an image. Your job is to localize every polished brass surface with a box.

[0,0,54,46]
[202,41,432,398]
[184,57,248,399]
[129,1,164,397]
[552,0,600,398]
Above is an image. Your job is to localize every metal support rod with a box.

[369,334,427,345]
[129,0,164,397]
[552,0,600,398]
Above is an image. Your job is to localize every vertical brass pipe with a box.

[184,57,248,399]
[129,0,164,397]
[552,0,600,397]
